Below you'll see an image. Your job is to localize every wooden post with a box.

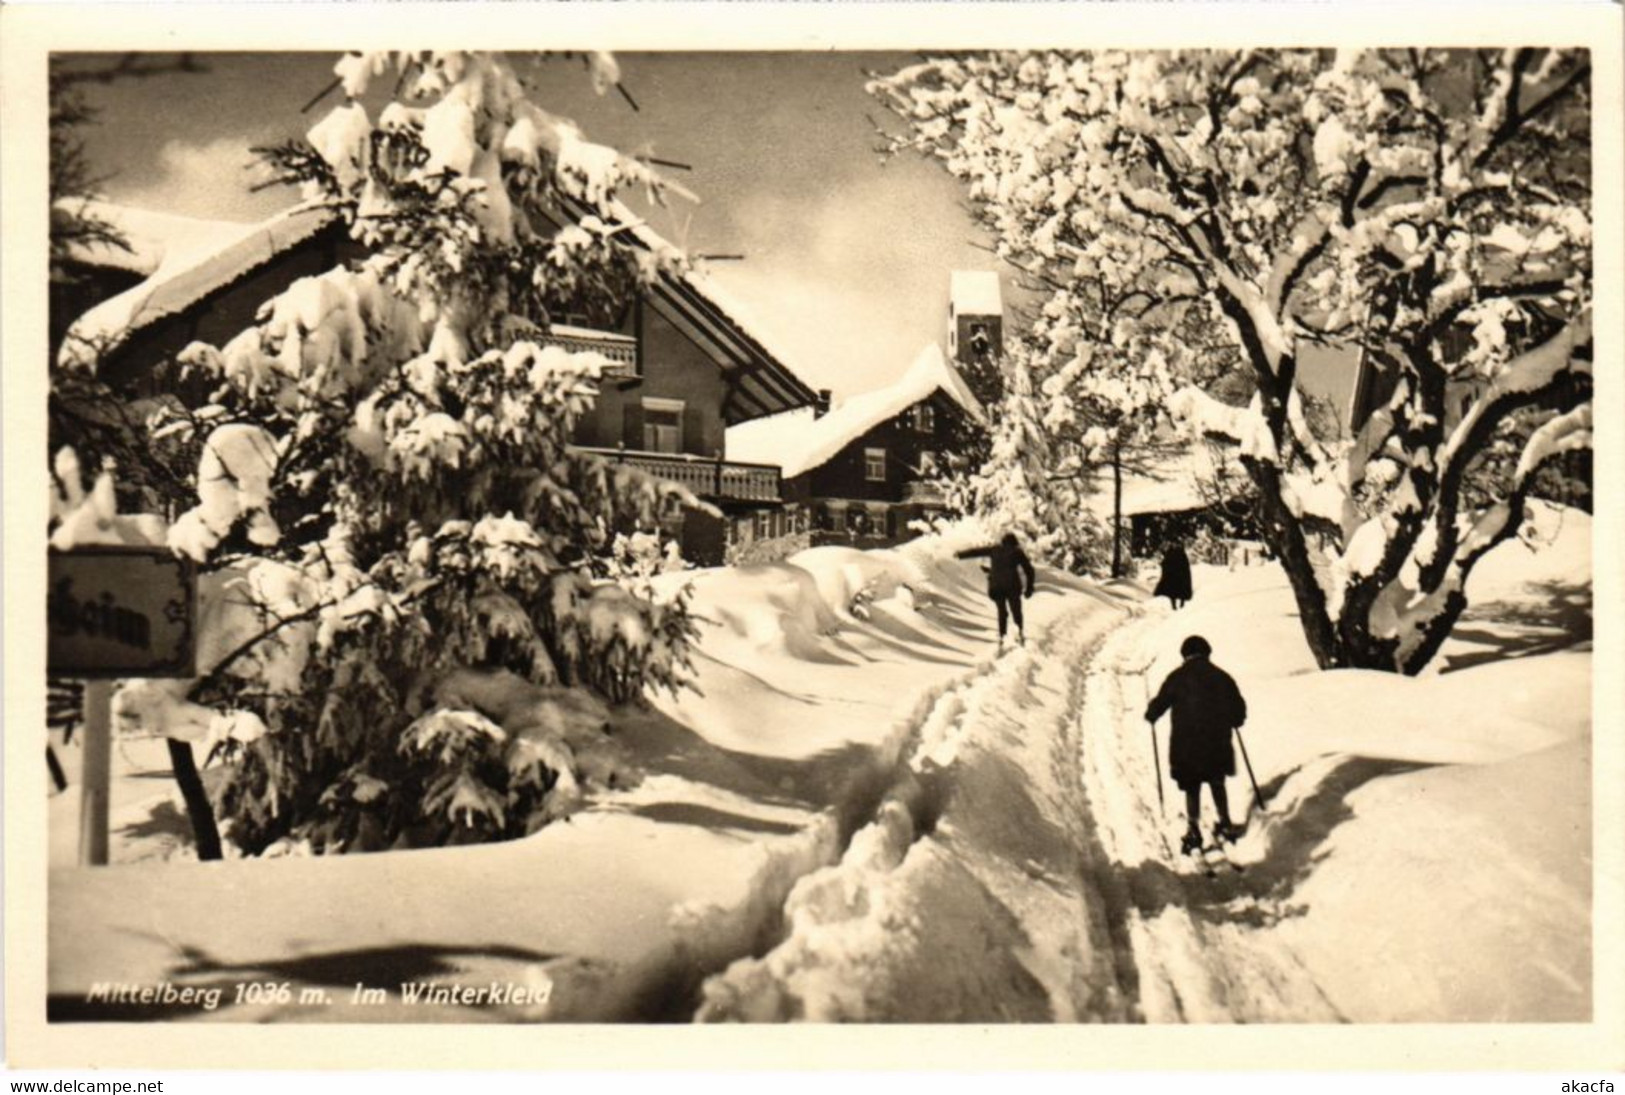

[78,680,112,866]
[167,738,224,861]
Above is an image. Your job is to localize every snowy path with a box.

[691,587,1344,1024]
[1081,609,1342,1023]
[47,517,1590,1023]
[49,549,1145,1024]
[1070,509,1591,1025]
[55,567,1305,1027]
[671,518,1588,1024]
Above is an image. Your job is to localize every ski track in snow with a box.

[1082,607,1343,1023]
[49,510,1590,1025]
[693,590,1343,1025]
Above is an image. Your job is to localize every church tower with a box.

[948,270,1004,366]
[948,270,1004,407]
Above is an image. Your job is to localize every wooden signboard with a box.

[47,546,196,679]
[47,546,197,866]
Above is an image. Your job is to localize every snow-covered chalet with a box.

[725,272,997,560]
[53,200,819,566]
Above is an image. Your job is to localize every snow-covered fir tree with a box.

[66,51,712,854]
[873,49,1592,674]
[964,346,1110,573]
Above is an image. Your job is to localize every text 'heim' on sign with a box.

[47,547,197,679]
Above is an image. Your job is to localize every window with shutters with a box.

[913,403,936,433]
[642,398,684,454]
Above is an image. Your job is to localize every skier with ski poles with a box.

[1144,634,1249,854]
[955,531,1036,651]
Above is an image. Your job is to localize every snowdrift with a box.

[696,605,1137,1023]
[50,503,1590,1025]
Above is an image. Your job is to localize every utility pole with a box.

[1111,435,1125,579]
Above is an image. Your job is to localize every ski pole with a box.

[1149,718,1165,814]
[1138,665,1166,814]
[1234,724,1267,814]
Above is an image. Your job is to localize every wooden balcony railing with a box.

[575,446,782,504]
[902,479,947,504]
[539,324,638,377]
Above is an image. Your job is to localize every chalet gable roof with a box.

[60,200,263,279]
[642,269,816,423]
[59,198,817,422]
[726,342,985,480]
[553,197,817,422]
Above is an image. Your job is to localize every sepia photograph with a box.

[4,0,1622,1074]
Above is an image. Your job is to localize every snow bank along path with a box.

[49,536,1130,1022]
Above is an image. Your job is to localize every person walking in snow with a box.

[956,532,1036,649]
[1153,540,1193,609]
[1145,634,1247,853]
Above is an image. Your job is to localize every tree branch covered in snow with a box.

[874,48,1592,673]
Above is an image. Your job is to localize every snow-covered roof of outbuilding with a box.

[1084,443,1246,519]
[58,200,260,278]
[950,270,1002,317]
[59,201,340,368]
[727,342,985,479]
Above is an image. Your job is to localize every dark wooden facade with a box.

[69,216,368,396]
[780,389,975,548]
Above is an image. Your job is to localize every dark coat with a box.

[1153,544,1193,601]
[1145,655,1246,790]
[956,541,1036,599]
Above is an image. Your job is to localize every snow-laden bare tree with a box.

[59,51,709,854]
[873,48,1592,673]
[1031,319,1198,577]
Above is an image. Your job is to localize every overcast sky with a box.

[63,51,1005,399]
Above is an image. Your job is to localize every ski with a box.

[1184,849,1219,878]
[1201,842,1245,875]
[1174,831,1215,877]
[1174,832,1247,878]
